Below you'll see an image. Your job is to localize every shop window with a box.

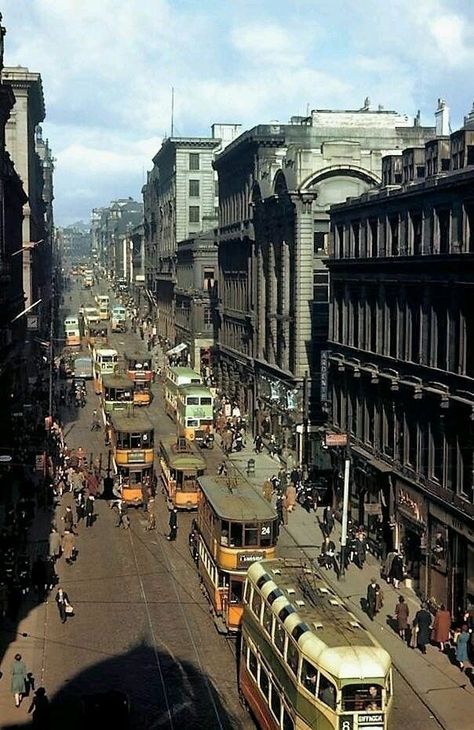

[259,666,269,699]
[270,683,281,721]
[301,659,318,696]
[318,674,337,710]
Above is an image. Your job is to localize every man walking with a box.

[413,602,433,654]
[84,494,95,528]
[55,586,72,624]
[366,578,380,621]
[167,507,178,541]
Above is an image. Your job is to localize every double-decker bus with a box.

[158,436,206,510]
[110,411,154,506]
[164,366,202,418]
[124,351,153,406]
[93,348,119,395]
[193,475,278,634]
[176,383,214,444]
[64,316,81,347]
[101,374,134,415]
[240,559,393,730]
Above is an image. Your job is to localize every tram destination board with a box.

[339,714,384,730]
[237,551,266,568]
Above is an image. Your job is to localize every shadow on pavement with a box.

[2,641,244,730]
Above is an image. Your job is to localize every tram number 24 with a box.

[261,524,271,537]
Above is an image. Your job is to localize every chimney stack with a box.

[435,99,450,136]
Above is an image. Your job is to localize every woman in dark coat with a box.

[388,552,404,589]
[432,605,451,652]
[395,595,409,642]
[413,602,432,654]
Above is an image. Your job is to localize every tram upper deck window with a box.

[286,638,299,676]
[260,521,274,547]
[220,520,229,545]
[251,588,262,618]
[244,523,259,546]
[263,603,273,635]
[270,681,281,721]
[230,522,242,547]
[318,674,337,710]
[301,659,318,696]
[187,396,199,405]
[200,397,212,405]
[342,683,382,711]
[274,620,286,655]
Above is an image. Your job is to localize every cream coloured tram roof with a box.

[247,559,391,680]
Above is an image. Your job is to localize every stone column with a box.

[291,192,317,377]
[266,242,277,364]
[256,244,266,358]
[280,240,291,371]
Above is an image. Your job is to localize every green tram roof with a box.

[168,366,202,380]
[247,558,391,681]
[111,410,154,433]
[102,374,133,389]
[124,351,151,363]
[159,436,206,470]
[178,384,213,396]
[197,476,277,522]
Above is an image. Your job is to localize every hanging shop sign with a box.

[320,350,329,402]
[325,432,348,447]
[395,480,427,526]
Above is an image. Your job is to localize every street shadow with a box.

[2,642,246,730]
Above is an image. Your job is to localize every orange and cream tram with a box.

[110,411,154,506]
[158,435,205,510]
[124,351,153,406]
[193,475,279,634]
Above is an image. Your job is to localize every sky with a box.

[2,0,474,225]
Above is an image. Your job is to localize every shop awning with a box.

[166,342,188,356]
[351,444,392,474]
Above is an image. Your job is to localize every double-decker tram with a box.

[110,411,154,507]
[85,322,108,348]
[64,316,81,347]
[124,351,153,406]
[101,374,134,415]
[158,435,206,510]
[164,366,202,418]
[176,383,214,444]
[241,559,393,730]
[93,348,119,395]
[194,475,278,634]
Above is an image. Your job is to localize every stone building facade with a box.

[174,230,217,372]
[214,107,434,465]
[93,198,143,282]
[328,108,474,614]
[143,124,240,343]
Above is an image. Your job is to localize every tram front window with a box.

[342,683,382,711]
[230,523,242,547]
[318,675,337,710]
[244,523,259,546]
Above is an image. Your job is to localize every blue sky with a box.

[2,0,474,224]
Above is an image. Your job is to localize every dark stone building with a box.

[328,107,474,614]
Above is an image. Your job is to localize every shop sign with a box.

[237,551,266,568]
[320,350,329,402]
[325,432,348,447]
[429,503,474,542]
[365,503,382,515]
[395,480,427,525]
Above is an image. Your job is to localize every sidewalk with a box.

[225,439,474,730]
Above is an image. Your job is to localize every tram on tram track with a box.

[85,322,109,348]
[110,410,154,507]
[164,366,202,417]
[124,351,153,406]
[158,435,206,510]
[101,374,134,415]
[93,348,119,395]
[240,559,393,730]
[64,316,81,347]
[176,383,214,444]
[192,475,279,634]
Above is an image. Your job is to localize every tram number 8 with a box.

[339,717,353,730]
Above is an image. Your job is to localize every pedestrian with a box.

[141,481,149,512]
[254,434,263,454]
[323,505,335,537]
[217,461,227,476]
[63,505,75,533]
[11,653,28,707]
[276,494,286,526]
[48,527,62,561]
[44,557,57,592]
[455,624,471,671]
[84,494,95,527]
[285,483,297,513]
[394,595,409,642]
[28,686,50,728]
[320,538,340,578]
[262,479,273,503]
[413,602,433,654]
[62,530,75,564]
[75,491,85,523]
[366,578,380,621]
[31,556,47,602]
[55,586,72,623]
[432,604,451,652]
[167,507,178,541]
[388,551,404,589]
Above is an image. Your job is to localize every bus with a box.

[240,559,393,730]
[93,348,119,395]
[111,306,127,333]
[64,317,81,347]
[176,383,214,444]
[124,351,153,406]
[164,366,202,418]
[110,411,154,506]
[194,475,278,634]
[101,374,134,415]
[158,436,206,510]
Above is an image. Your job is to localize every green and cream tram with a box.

[101,374,134,415]
[240,559,393,730]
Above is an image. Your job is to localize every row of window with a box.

[331,379,473,499]
[334,201,474,259]
[244,639,294,730]
[115,431,153,449]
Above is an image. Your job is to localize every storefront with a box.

[255,372,303,463]
[429,502,474,617]
[394,479,428,596]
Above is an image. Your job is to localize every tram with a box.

[101,374,134,415]
[158,435,206,510]
[176,383,214,443]
[93,348,119,395]
[124,351,153,406]
[164,366,202,417]
[86,322,108,348]
[240,559,393,730]
[110,411,154,507]
[64,316,81,347]
[193,475,278,634]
